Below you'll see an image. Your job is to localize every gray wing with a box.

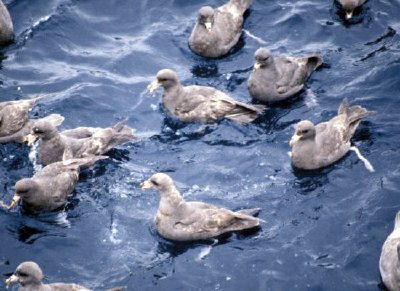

[174,86,233,122]
[275,54,322,91]
[62,127,100,139]
[174,203,238,233]
[314,116,351,162]
[0,98,41,136]
[0,104,29,136]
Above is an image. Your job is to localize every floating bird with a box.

[247,48,323,103]
[337,0,367,19]
[289,98,374,170]
[380,211,400,291]
[4,156,107,213]
[189,0,252,58]
[0,0,13,45]
[25,119,136,166]
[141,173,262,241]
[0,114,64,144]
[147,69,265,124]
[5,261,126,291]
[0,97,42,138]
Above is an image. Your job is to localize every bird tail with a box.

[230,0,252,14]
[225,210,262,232]
[236,207,261,216]
[110,119,136,143]
[338,97,375,139]
[106,287,127,291]
[225,103,265,124]
[305,53,323,76]
[62,155,108,168]
[395,211,400,230]
[37,114,65,128]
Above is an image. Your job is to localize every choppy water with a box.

[0,0,399,290]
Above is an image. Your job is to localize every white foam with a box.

[195,239,218,261]
[350,146,375,172]
[110,219,122,245]
[28,142,43,173]
[305,89,318,107]
[243,29,268,45]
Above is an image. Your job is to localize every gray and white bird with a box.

[380,211,400,291]
[0,97,42,139]
[5,156,107,213]
[141,173,262,241]
[5,261,125,291]
[189,0,252,58]
[337,0,367,19]
[289,98,374,170]
[247,48,323,103]
[0,0,13,45]
[147,69,265,124]
[25,119,136,166]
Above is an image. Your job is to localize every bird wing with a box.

[173,203,238,234]
[0,104,30,136]
[176,86,235,122]
[62,127,100,139]
[315,115,349,157]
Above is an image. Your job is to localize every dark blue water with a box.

[0,0,399,290]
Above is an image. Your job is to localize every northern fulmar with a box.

[289,98,374,170]
[4,156,107,213]
[147,69,265,124]
[6,261,126,291]
[247,48,323,103]
[25,119,136,165]
[380,211,400,291]
[141,173,262,241]
[189,0,252,58]
[0,0,13,45]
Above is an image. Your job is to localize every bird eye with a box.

[16,271,28,277]
[158,78,167,82]
[151,180,159,186]
[33,128,44,134]
[301,130,308,134]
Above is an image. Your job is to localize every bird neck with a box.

[158,186,184,215]
[162,84,184,113]
[20,281,43,290]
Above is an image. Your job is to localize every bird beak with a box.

[289,134,301,147]
[345,10,353,19]
[140,180,153,189]
[253,62,261,72]
[205,22,212,32]
[24,133,38,146]
[146,80,161,93]
[8,194,21,209]
[5,274,18,285]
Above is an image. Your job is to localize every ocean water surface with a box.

[0,0,399,290]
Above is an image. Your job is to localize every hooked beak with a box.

[253,62,261,73]
[289,134,301,147]
[146,80,161,93]
[5,274,18,285]
[345,10,353,19]
[205,21,212,32]
[140,180,153,189]
[24,133,38,146]
[8,194,21,209]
